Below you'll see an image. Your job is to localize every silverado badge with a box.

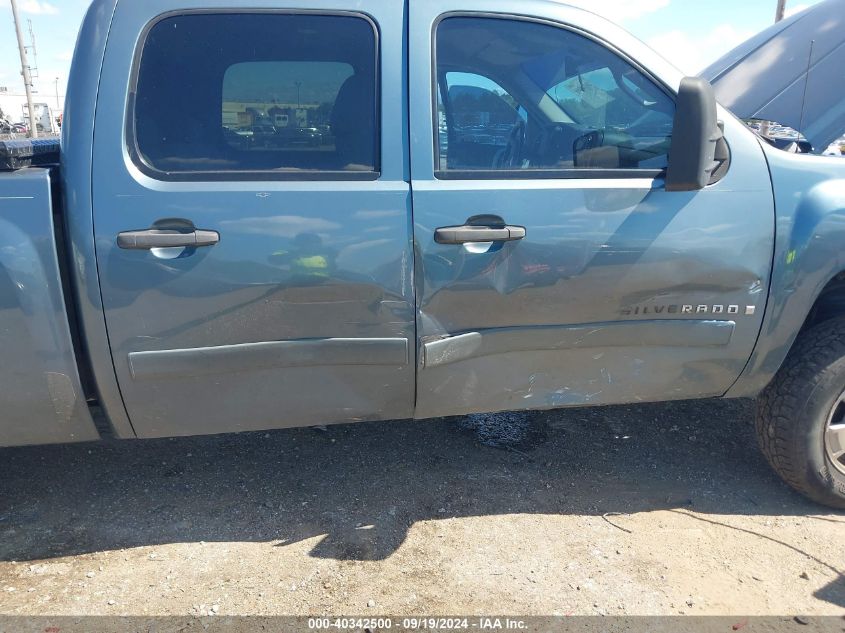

[620,304,757,317]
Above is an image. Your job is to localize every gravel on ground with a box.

[0,398,843,618]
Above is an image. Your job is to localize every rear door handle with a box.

[434,224,526,245]
[117,228,220,250]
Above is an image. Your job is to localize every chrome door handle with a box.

[117,228,220,250]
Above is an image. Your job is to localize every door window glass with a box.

[440,72,525,169]
[435,16,675,175]
[132,13,378,179]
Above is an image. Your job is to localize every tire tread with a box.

[756,317,845,508]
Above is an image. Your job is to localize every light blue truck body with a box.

[0,0,843,446]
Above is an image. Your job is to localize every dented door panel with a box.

[409,0,775,419]
[412,175,773,418]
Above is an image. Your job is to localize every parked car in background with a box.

[823,137,845,156]
[1,0,845,511]
[222,125,252,149]
[251,124,278,148]
[275,126,323,147]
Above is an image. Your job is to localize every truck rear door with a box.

[409,0,775,418]
[92,1,413,437]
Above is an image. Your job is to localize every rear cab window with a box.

[130,12,379,181]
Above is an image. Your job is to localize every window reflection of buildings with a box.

[222,101,325,129]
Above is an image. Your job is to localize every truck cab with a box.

[65,0,772,440]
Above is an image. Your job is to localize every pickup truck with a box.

[1,0,844,510]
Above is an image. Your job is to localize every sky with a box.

[0,0,827,118]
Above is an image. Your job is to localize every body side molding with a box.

[129,338,409,380]
[423,320,736,368]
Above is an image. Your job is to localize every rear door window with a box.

[132,12,379,180]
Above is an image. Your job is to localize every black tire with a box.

[756,317,845,509]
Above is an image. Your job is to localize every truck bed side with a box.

[0,167,100,445]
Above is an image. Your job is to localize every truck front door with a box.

[409,0,775,418]
[92,2,413,437]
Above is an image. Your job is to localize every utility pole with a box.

[10,0,38,138]
[761,0,788,139]
[54,77,59,110]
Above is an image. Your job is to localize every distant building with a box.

[0,90,64,126]
[222,101,322,129]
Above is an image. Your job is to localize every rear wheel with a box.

[756,317,845,509]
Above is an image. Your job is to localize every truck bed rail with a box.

[0,138,61,171]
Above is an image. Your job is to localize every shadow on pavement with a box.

[815,576,845,609]
[0,398,840,564]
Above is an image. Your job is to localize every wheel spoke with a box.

[831,399,845,427]
[826,423,845,461]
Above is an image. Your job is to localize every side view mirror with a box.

[666,77,728,192]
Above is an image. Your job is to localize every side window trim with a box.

[125,9,382,183]
[431,11,676,181]
[435,168,666,181]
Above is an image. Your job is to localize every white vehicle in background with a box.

[823,137,845,156]
[21,102,58,135]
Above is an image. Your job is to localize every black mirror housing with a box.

[666,77,723,192]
